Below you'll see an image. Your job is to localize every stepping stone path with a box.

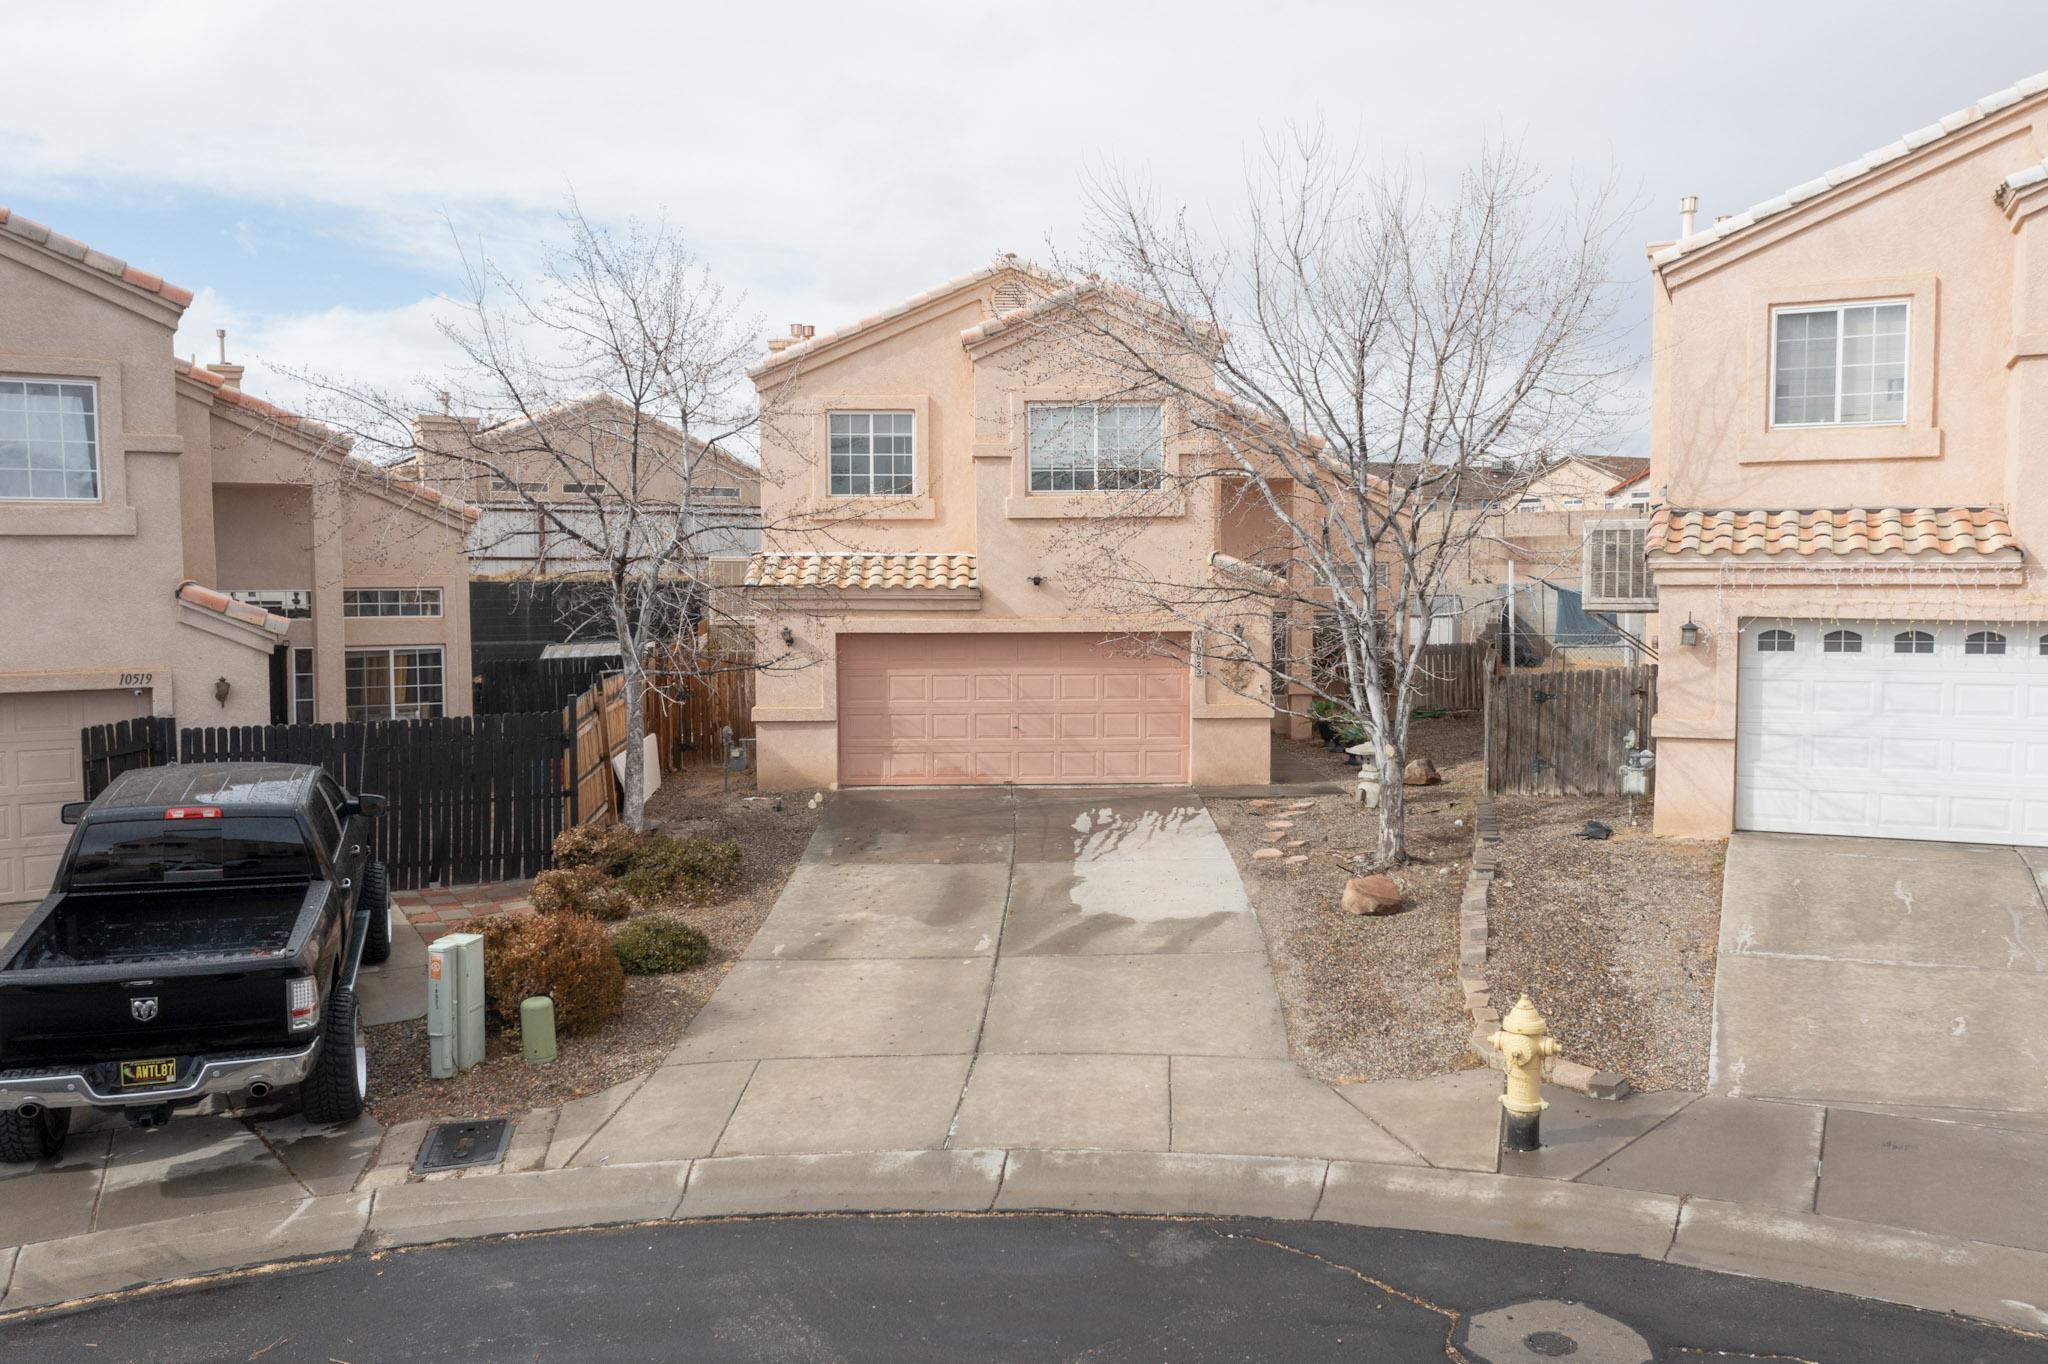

[1282,854,1309,865]
[1262,832,1287,843]
[1265,820,1295,831]
[1285,801,1316,812]
[1285,840,1306,849]
[1251,847,1284,860]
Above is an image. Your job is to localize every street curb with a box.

[3,1149,2047,1332]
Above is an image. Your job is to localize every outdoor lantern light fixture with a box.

[1679,616,1702,648]
[213,676,232,706]
[779,626,795,646]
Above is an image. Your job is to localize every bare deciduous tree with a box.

[1032,134,1633,865]
[305,204,793,829]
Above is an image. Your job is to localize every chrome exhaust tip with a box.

[15,1102,43,1119]
[246,1081,273,1100]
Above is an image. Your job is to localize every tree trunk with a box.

[1373,740,1407,866]
[614,595,649,832]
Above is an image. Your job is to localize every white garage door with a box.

[1736,619,2048,846]
[0,689,153,903]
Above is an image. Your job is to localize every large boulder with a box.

[1402,757,1441,787]
[1340,874,1404,915]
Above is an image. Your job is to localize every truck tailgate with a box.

[0,966,296,1065]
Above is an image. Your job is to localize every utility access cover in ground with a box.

[414,1119,512,1173]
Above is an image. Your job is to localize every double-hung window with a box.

[1027,403,1163,492]
[345,646,444,720]
[1771,301,1908,426]
[828,412,914,496]
[0,378,99,501]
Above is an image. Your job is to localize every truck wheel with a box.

[0,1107,70,1163]
[360,861,393,966]
[301,986,367,1125]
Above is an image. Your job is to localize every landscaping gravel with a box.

[1486,794,1724,1092]
[365,769,819,1124]
[1211,717,1484,1084]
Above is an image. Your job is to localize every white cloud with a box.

[175,287,463,412]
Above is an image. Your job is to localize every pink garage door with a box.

[838,633,1191,786]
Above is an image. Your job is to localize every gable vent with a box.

[992,280,1030,312]
[1582,519,1657,612]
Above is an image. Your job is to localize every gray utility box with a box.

[426,932,486,1078]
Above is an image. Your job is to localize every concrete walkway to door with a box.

[601,788,1427,1165]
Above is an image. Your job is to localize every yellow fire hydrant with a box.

[1491,995,1561,1152]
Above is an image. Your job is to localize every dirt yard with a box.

[1487,795,1724,1092]
[365,767,818,1124]
[1212,715,1484,1083]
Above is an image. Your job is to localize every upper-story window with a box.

[1771,301,1908,427]
[230,589,313,619]
[1028,403,1163,492]
[0,378,99,502]
[343,587,443,618]
[1560,497,1583,509]
[696,486,742,500]
[829,412,914,497]
[1515,496,1542,512]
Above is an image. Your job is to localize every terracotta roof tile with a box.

[743,551,978,591]
[1648,506,2018,558]
[1653,67,2048,267]
[0,205,196,308]
[176,580,291,636]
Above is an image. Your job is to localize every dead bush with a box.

[531,865,631,922]
[478,912,625,1038]
[551,822,644,876]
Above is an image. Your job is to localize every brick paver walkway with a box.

[393,881,534,943]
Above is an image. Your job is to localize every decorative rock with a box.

[1262,832,1286,842]
[1251,847,1284,861]
[1340,874,1403,915]
[1285,800,1316,811]
[1282,854,1309,865]
[1248,799,1277,808]
[1402,757,1441,786]
[1284,840,1307,849]
[1264,820,1295,831]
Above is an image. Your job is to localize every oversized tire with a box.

[360,861,392,966]
[0,1106,71,1163]
[300,985,367,1125]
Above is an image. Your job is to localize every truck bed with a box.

[5,882,315,972]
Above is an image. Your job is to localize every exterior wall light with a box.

[213,676,232,706]
[779,626,796,646]
[1679,616,1702,648]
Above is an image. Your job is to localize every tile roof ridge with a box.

[175,580,292,635]
[1,205,197,308]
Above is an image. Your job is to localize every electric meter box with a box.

[427,932,486,1078]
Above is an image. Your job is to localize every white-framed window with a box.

[1965,629,2006,656]
[1771,301,1908,427]
[0,378,100,501]
[1515,496,1543,512]
[342,587,443,618]
[291,647,315,724]
[1823,628,1862,654]
[1893,630,1934,655]
[1560,497,1583,509]
[1027,403,1163,492]
[230,589,313,620]
[1756,628,1795,653]
[828,411,914,496]
[491,478,545,492]
[695,485,742,500]
[345,646,444,721]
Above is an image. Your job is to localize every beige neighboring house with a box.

[1620,67,2048,847]
[404,394,762,582]
[741,264,1284,790]
[0,206,477,901]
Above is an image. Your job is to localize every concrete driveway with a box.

[605,788,1422,1165]
[1712,833,2048,1113]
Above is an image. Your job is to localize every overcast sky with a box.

[6,4,2048,453]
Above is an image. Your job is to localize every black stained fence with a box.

[1484,664,1658,797]
[80,716,177,802]
[472,656,613,715]
[80,713,570,891]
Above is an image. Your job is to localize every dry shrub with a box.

[551,822,644,876]
[478,912,625,1037]
[531,865,631,922]
[620,835,744,906]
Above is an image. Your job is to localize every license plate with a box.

[119,1058,177,1088]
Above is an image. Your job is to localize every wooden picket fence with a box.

[80,716,176,800]
[559,652,759,828]
[1412,642,1488,712]
[1484,663,1658,796]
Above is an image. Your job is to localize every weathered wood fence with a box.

[472,656,613,715]
[82,713,571,890]
[1412,642,1488,712]
[80,716,175,801]
[1485,664,1658,796]
[559,652,758,826]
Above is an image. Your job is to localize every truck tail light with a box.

[287,977,322,1032]
[164,807,223,820]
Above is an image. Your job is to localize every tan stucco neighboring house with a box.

[1629,67,2048,847]
[740,263,1290,789]
[0,207,477,901]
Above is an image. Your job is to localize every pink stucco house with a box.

[1625,69,2048,847]
[741,264,1295,790]
[0,208,478,901]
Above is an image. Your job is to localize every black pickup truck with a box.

[0,763,392,1161]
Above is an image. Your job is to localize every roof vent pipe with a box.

[1679,195,1698,239]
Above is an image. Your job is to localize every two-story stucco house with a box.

[0,207,477,901]
[740,264,1284,790]
[1632,69,2048,848]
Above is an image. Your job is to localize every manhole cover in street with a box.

[415,1118,512,1173]
[1524,1332,1579,1356]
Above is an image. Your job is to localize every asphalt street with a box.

[2,1214,2039,1362]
